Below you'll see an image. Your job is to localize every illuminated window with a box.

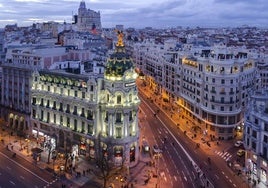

[88,124,93,135]
[116,127,122,138]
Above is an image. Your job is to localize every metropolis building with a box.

[30,33,140,166]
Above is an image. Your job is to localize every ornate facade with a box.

[76,1,102,33]
[30,32,140,167]
[132,42,258,140]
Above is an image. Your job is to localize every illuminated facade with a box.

[132,42,258,139]
[244,89,268,186]
[0,46,92,138]
[30,32,140,166]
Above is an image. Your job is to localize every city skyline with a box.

[0,0,267,29]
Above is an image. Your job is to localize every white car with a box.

[234,140,243,147]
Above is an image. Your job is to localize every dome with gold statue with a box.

[104,30,134,79]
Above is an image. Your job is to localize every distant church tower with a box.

[76,0,102,33]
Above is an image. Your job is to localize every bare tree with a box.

[94,133,127,188]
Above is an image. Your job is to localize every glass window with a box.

[116,113,121,122]
[117,95,121,104]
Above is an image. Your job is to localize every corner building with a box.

[133,42,257,139]
[31,34,140,167]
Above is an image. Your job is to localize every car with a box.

[234,140,243,147]
[152,145,162,154]
[142,140,150,152]
[237,149,245,157]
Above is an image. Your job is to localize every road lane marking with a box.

[181,171,187,181]
[20,176,25,179]
[0,152,49,184]
[174,176,177,181]
[9,181,15,185]
[215,175,219,179]
[191,170,196,179]
[6,166,11,170]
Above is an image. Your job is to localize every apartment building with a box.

[244,89,268,186]
[132,41,258,139]
[0,45,92,135]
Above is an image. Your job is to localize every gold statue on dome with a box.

[116,30,124,47]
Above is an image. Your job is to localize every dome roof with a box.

[104,31,134,77]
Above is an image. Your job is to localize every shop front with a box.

[114,146,123,166]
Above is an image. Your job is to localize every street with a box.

[0,149,50,188]
[137,78,250,188]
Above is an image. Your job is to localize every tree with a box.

[93,133,127,188]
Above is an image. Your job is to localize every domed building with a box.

[28,31,140,169]
[99,30,140,167]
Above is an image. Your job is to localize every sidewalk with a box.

[0,124,161,188]
[0,126,90,188]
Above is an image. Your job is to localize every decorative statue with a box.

[116,30,124,47]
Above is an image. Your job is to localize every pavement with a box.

[0,120,161,188]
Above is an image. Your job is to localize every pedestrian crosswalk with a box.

[214,150,232,161]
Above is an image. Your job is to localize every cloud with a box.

[0,0,267,28]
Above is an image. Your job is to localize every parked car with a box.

[234,140,243,147]
[237,149,245,157]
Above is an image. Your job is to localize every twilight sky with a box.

[0,0,267,28]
